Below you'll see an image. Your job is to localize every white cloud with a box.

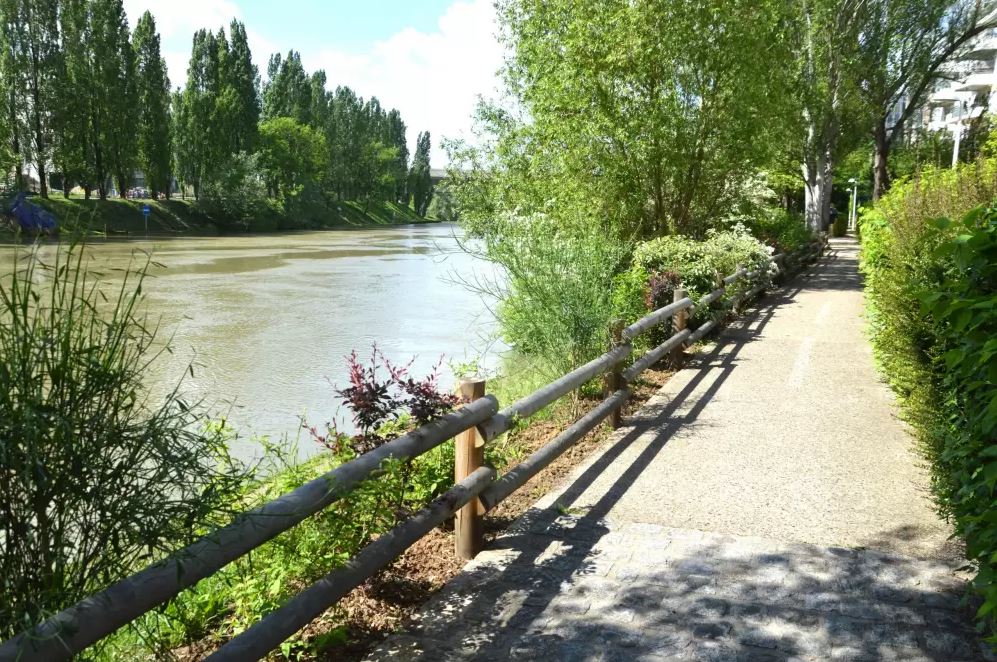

[304,0,503,167]
[122,0,504,166]
[123,0,236,90]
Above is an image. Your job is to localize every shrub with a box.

[613,225,775,334]
[197,152,280,232]
[465,210,629,378]
[860,158,997,638]
[745,207,813,252]
[0,242,250,640]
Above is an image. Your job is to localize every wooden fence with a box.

[0,238,827,662]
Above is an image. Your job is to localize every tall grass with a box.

[0,240,249,640]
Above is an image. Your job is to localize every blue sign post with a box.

[142,204,151,236]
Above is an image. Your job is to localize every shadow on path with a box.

[366,245,986,662]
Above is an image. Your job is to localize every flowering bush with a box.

[612,225,775,333]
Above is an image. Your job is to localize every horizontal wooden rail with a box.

[479,343,632,441]
[205,467,496,662]
[479,388,631,511]
[723,267,748,286]
[695,285,726,309]
[0,397,499,662]
[621,297,694,341]
[687,319,718,344]
[622,329,692,383]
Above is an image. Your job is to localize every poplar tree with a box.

[227,20,259,153]
[179,29,213,198]
[409,130,432,216]
[90,0,133,198]
[262,50,311,124]
[54,0,94,196]
[2,0,61,197]
[386,109,408,203]
[171,89,195,197]
[133,11,171,198]
[0,0,24,189]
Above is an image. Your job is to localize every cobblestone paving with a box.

[369,517,985,661]
[367,240,991,661]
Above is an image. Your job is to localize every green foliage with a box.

[409,131,433,217]
[132,11,172,199]
[196,151,279,231]
[860,159,997,637]
[613,225,775,333]
[257,117,328,202]
[469,210,628,378]
[427,183,458,222]
[746,207,814,253]
[453,0,795,241]
[0,242,251,640]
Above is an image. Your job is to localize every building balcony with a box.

[956,72,996,92]
[928,86,965,105]
[962,38,997,61]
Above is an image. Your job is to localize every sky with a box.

[120,0,506,167]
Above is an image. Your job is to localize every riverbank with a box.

[6,195,434,238]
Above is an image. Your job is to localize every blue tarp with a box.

[7,192,57,233]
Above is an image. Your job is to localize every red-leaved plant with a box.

[308,345,459,456]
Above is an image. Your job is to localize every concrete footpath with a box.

[367,238,990,661]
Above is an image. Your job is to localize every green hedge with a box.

[859,159,997,637]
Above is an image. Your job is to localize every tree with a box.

[256,116,327,200]
[1,0,61,197]
[53,0,94,197]
[0,0,24,189]
[226,20,259,153]
[177,28,220,199]
[386,109,408,203]
[90,0,137,199]
[133,11,171,198]
[458,0,795,238]
[171,88,195,198]
[858,0,995,199]
[262,50,311,124]
[792,0,865,232]
[409,130,432,216]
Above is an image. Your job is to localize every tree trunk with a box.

[8,89,23,191]
[29,56,47,197]
[803,161,821,233]
[83,185,91,200]
[95,142,107,200]
[872,117,890,201]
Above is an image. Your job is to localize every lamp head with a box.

[848,178,857,184]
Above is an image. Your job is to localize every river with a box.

[2,224,504,459]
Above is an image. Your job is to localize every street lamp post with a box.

[848,177,857,232]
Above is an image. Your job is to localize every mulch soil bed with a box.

[319,366,674,661]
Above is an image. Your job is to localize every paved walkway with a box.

[367,238,989,661]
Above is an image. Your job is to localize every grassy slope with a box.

[23,196,432,237]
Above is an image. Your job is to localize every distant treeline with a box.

[0,0,434,217]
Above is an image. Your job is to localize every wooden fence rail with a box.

[0,237,828,662]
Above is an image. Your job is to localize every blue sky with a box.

[123,0,504,166]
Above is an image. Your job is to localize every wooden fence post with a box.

[455,378,486,560]
[606,319,625,429]
[671,289,689,366]
[733,264,745,314]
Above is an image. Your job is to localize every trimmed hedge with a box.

[860,159,997,637]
